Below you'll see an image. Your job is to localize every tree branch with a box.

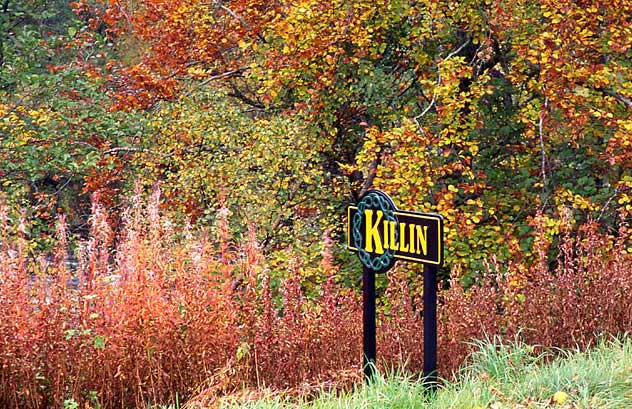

[597,187,620,222]
[227,79,265,108]
[539,97,549,200]
[359,157,380,198]
[213,2,267,44]
[261,182,300,249]
[183,67,248,97]
[101,146,164,157]
[599,88,632,110]
[0,0,12,68]
[414,40,470,131]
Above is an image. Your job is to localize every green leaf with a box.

[93,335,106,350]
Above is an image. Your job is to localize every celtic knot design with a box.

[352,191,398,272]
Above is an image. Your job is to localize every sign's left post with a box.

[362,264,376,380]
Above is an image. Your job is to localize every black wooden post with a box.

[423,264,438,387]
[362,265,376,381]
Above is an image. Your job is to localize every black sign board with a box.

[347,207,443,268]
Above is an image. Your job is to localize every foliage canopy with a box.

[2,0,632,272]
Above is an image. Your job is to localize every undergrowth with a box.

[0,189,630,408]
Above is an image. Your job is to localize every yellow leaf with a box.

[552,391,568,404]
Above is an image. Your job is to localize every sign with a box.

[346,189,444,387]
[347,190,443,272]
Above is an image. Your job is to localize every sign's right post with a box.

[423,263,438,388]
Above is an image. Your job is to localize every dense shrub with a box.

[0,192,630,408]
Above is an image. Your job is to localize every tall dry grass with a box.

[0,190,630,408]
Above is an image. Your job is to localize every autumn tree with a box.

[30,0,632,271]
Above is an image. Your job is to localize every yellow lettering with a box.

[416,225,429,255]
[383,220,389,250]
[399,222,409,252]
[389,220,397,250]
[409,224,415,253]
[364,210,384,254]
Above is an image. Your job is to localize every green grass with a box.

[219,336,632,409]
